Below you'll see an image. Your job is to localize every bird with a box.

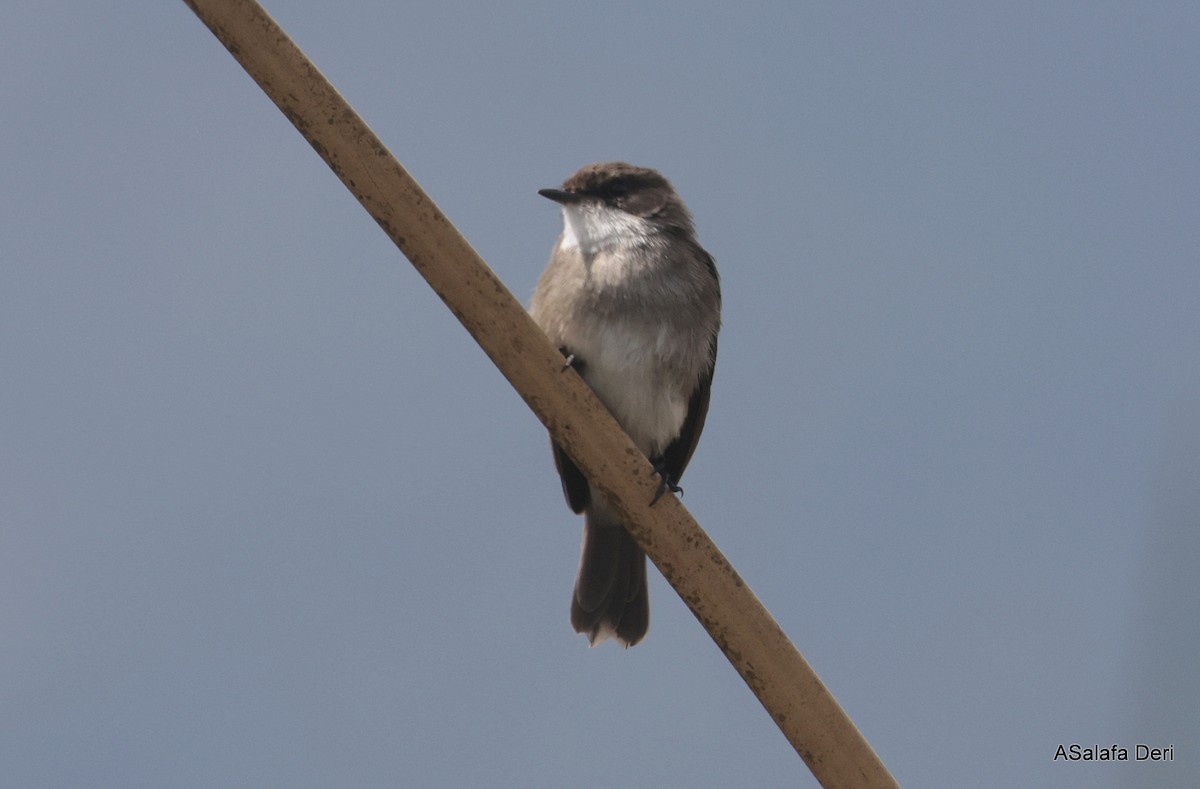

[530,162,721,647]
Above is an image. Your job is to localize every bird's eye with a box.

[606,180,630,199]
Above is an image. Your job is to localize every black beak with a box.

[538,188,583,205]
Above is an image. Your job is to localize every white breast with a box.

[567,315,689,458]
[535,202,697,457]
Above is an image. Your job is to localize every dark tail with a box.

[570,509,648,647]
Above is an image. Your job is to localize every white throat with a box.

[558,203,654,256]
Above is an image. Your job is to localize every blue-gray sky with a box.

[3,2,1197,787]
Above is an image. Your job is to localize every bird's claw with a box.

[650,459,683,505]
[559,347,583,373]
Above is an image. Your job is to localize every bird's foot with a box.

[650,458,683,505]
[559,347,584,373]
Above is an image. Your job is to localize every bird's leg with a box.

[558,346,585,373]
[650,457,683,505]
